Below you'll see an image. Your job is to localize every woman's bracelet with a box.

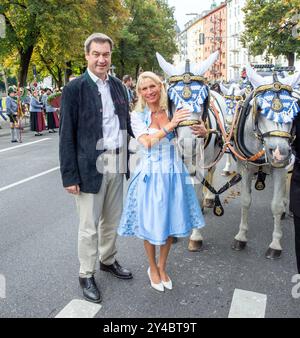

[162,127,169,135]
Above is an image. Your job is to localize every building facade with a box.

[173,0,299,82]
[227,0,249,81]
[202,2,227,81]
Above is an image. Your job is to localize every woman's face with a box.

[139,78,161,106]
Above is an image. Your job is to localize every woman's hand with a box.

[190,120,207,138]
[169,108,191,129]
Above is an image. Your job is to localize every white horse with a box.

[220,82,246,176]
[156,51,228,251]
[232,66,300,258]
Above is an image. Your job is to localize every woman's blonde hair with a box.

[134,71,168,112]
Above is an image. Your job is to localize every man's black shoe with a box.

[100,260,133,279]
[79,276,102,303]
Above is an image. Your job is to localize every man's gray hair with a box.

[84,33,114,53]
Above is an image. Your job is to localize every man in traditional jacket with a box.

[290,112,300,273]
[59,33,134,303]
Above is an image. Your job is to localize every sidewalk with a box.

[0,117,30,137]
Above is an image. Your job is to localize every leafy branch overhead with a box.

[241,0,300,66]
[0,0,178,86]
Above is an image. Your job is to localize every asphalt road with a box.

[0,129,299,318]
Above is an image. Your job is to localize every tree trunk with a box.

[286,52,295,67]
[64,61,72,84]
[1,69,8,95]
[135,64,140,80]
[120,59,125,79]
[57,66,63,89]
[18,46,34,87]
[119,39,125,78]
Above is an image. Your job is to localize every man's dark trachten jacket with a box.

[290,114,300,217]
[59,71,133,194]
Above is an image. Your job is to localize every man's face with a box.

[85,41,111,80]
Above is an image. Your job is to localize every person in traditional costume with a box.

[118,71,206,292]
[5,86,19,142]
[29,87,45,136]
[42,87,59,133]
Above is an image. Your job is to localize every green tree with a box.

[241,0,300,66]
[0,0,94,85]
[33,0,129,87]
[0,0,129,86]
[113,0,178,79]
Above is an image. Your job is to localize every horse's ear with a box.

[156,52,177,77]
[220,82,229,95]
[246,65,267,88]
[280,72,300,89]
[238,88,247,97]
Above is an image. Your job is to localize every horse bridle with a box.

[252,82,295,144]
[168,74,209,128]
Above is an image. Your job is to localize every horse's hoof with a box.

[265,247,282,259]
[188,240,203,252]
[203,199,214,208]
[231,239,247,251]
[281,212,286,220]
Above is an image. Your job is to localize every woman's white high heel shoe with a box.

[147,268,164,292]
[162,278,172,290]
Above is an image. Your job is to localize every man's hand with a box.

[65,185,80,195]
[190,120,207,138]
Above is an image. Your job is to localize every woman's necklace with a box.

[152,109,161,119]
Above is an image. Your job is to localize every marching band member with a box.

[6,86,19,143]
[29,87,46,136]
[42,87,59,133]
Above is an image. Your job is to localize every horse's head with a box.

[220,82,246,125]
[156,51,219,157]
[247,66,300,167]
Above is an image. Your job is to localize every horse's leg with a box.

[283,171,292,217]
[203,167,215,208]
[232,164,253,251]
[265,168,286,259]
[188,175,204,252]
[222,153,232,176]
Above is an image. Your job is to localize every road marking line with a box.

[55,299,102,318]
[228,288,267,318]
[0,138,51,153]
[0,166,60,192]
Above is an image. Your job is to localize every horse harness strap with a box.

[224,95,244,101]
[254,82,293,96]
[252,86,295,143]
[210,99,265,163]
[178,119,201,127]
[169,74,206,84]
[260,130,294,140]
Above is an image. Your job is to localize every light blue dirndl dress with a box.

[118,108,205,245]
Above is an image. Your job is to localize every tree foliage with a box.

[0,0,177,85]
[241,0,300,66]
[113,0,178,79]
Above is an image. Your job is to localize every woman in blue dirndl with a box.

[118,72,206,292]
